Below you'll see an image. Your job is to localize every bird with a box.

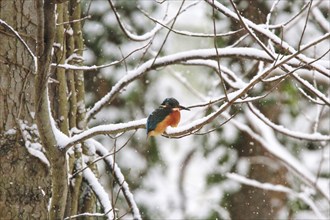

[146,97,190,138]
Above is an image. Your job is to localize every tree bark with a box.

[0,1,51,219]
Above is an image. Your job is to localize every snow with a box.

[226,173,327,219]
[312,7,330,32]
[248,103,330,141]
[17,121,50,166]
[93,140,142,220]
[47,90,70,148]
[65,53,84,64]
[82,167,114,219]
[214,0,330,77]
[61,118,146,148]
[5,128,16,135]
[3,0,330,219]
[85,47,269,121]
[244,109,330,201]
[76,0,330,219]
[227,172,293,194]
[27,147,50,167]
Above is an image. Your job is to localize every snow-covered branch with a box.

[86,39,329,122]
[248,103,330,141]
[226,173,327,219]
[82,166,114,219]
[205,0,330,78]
[61,119,145,149]
[312,7,330,33]
[171,65,330,211]
[240,109,330,202]
[93,140,142,220]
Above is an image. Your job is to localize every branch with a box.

[247,103,330,141]
[211,0,330,105]
[51,42,150,70]
[82,166,114,219]
[86,39,329,122]
[107,0,180,41]
[64,212,107,220]
[226,173,327,219]
[35,1,68,219]
[81,41,328,142]
[205,0,330,78]
[139,5,243,38]
[241,109,330,202]
[312,7,330,33]
[93,140,142,220]
[170,66,330,204]
[62,119,145,149]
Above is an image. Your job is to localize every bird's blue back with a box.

[146,107,172,134]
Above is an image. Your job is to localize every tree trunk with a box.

[0,1,51,219]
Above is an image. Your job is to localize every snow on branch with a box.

[76,45,328,145]
[226,173,327,219]
[312,7,330,33]
[168,65,330,204]
[241,109,330,202]
[16,120,50,166]
[205,0,330,78]
[86,44,328,122]
[64,212,107,220]
[93,140,142,220]
[169,58,329,216]
[248,103,330,141]
[61,119,145,149]
[168,51,328,136]
[82,166,114,219]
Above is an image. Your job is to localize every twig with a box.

[52,42,151,70]
[297,1,313,51]
[212,0,228,101]
[150,0,186,67]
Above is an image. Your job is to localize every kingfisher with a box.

[146,98,190,138]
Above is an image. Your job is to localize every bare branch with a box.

[139,5,243,38]
[51,42,151,70]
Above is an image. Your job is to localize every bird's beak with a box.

[179,105,190,111]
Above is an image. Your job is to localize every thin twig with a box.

[212,0,228,101]
[297,1,313,51]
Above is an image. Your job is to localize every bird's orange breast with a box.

[151,110,181,136]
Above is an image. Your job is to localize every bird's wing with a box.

[146,107,171,134]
